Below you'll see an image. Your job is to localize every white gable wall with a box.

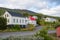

[3,11,12,25]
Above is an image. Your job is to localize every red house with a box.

[56,25,60,37]
[29,16,37,21]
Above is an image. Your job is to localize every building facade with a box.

[44,17,57,22]
[2,11,37,27]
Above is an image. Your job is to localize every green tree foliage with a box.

[0,17,7,30]
[35,27,53,40]
[11,25,21,30]
[0,7,60,21]
[36,18,41,25]
[27,24,35,30]
[23,13,30,17]
[0,9,5,15]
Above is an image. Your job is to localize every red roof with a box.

[29,16,36,21]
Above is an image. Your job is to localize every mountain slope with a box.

[0,7,38,15]
[0,7,60,20]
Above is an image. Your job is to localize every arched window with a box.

[5,14,9,17]
[7,14,9,17]
[7,19,9,23]
[5,15,6,17]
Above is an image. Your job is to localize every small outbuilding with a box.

[56,25,60,37]
[44,17,57,22]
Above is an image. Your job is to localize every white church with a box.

[2,11,37,28]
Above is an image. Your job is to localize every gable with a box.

[3,11,12,17]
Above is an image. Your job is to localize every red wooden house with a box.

[56,25,60,37]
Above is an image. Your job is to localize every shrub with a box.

[0,17,7,30]
[2,36,44,40]
[27,24,35,31]
[11,25,21,31]
[35,27,53,40]
[21,24,35,31]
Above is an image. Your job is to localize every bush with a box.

[11,25,21,31]
[21,24,35,31]
[0,17,7,30]
[35,27,53,40]
[27,24,35,31]
[1,36,44,40]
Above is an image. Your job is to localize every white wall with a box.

[28,20,36,26]
[3,11,37,26]
[3,11,12,25]
[45,17,57,22]
[10,17,28,25]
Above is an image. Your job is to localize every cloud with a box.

[39,5,60,16]
[0,0,60,16]
[0,0,48,9]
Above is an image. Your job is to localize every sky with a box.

[0,0,60,17]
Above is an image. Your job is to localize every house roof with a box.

[7,11,23,17]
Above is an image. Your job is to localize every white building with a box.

[2,11,37,27]
[44,17,57,22]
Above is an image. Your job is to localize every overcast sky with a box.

[0,0,60,16]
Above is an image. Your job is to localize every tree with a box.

[27,24,35,31]
[23,13,30,17]
[35,27,53,40]
[0,17,7,30]
[36,18,41,25]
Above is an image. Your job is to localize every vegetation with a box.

[3,25,21,32]
[0,7,60,19]
[35,27,53,40]
[36,18,41,25]
[0,9,5,15]
[11,25,21,30]
[1,36,44,40]
[0,7,60,31]
[27,24,35,31]
[0,17,7,30]
[23,13,30,17]
[39,18,60,30]
[0,7,59,40]
[21,24,35,31]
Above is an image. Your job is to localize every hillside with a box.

[0,7,60,19]
[0,7,39,15]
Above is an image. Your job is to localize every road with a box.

[0,26,42,38]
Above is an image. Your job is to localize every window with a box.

[5,14,9,17]
[5,15,6,17]
[7,14,9,17]
[16,19,18,23]
[20,19,21,23]
[7,19,9,23]
[13,19,15,23]
[25,20,28,22]
[22,20,24,23]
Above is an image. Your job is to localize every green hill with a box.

[0,7,60,20]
